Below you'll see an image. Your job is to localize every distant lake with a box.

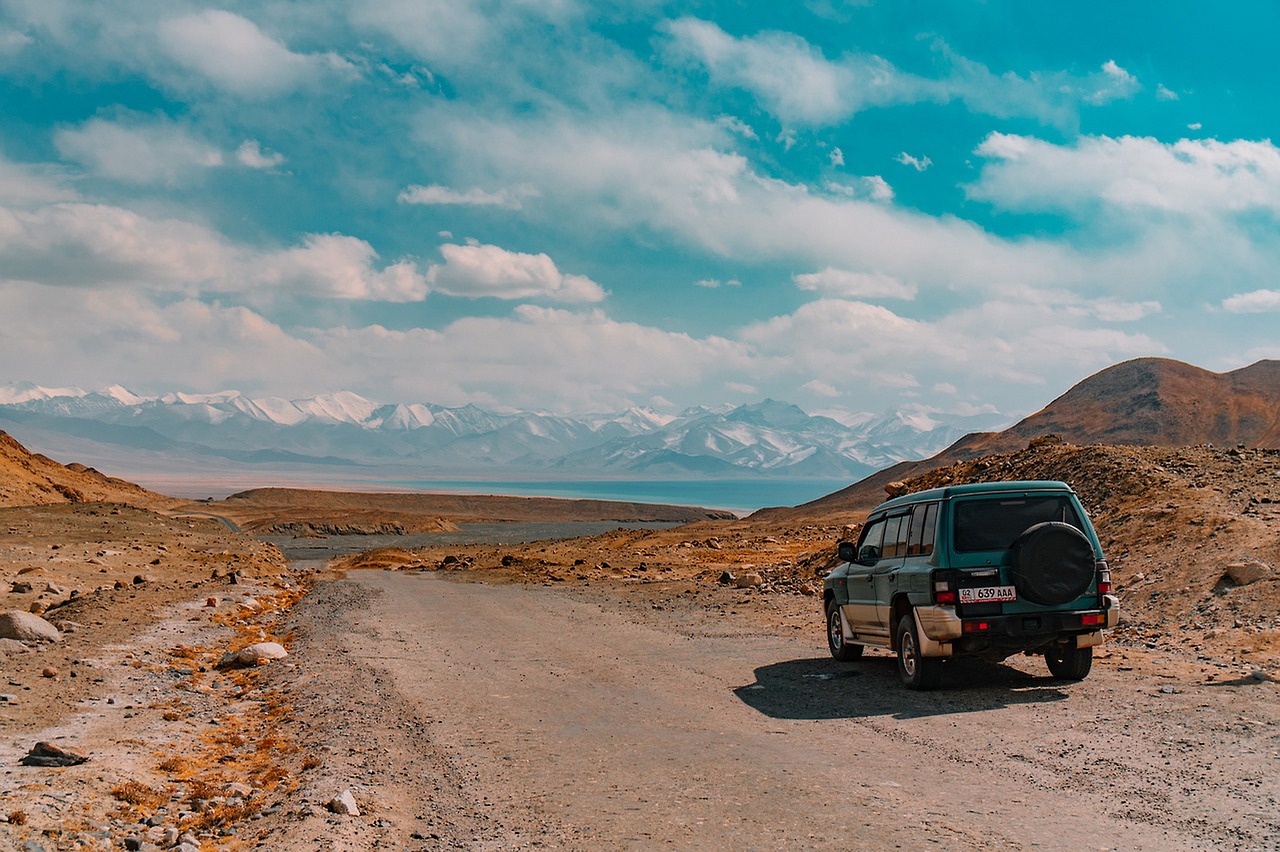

[393,478,851,516]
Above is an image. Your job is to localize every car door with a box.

[868,512,909,639]
[841,516,885,635]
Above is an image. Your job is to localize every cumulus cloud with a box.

[398,184,526,209]
[1084,60,1140,105]
[427,243,605,302]
[793,268,915,299]
[157,10,354,97]
[54,117,223,185]
[236,140,286,169]
[970,133,1280,216]
[828,147,844,167]
[259,234,429,302]
[1222,289,1280,313]
[1157,84,1180,102]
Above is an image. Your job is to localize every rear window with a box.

[952,496,1085,552]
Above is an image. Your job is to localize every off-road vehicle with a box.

[823,480,1119,689]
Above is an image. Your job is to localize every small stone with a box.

[1159,685,1178,695]
[9,582,34,594]
[132,575,147,585]
[41,667,57,679]
[218,642,288,669]
[734,572,763,589]
[328,789,360,816]
[205,597,218,607]
[718,571,735,585]
[0,611,61,643]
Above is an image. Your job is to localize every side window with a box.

[857,517,887,562]
[880,514,909,559]
[906,502,938,557]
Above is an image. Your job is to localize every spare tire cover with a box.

[1009,522,1095,606]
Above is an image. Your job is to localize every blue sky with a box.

[2,1,1278,422]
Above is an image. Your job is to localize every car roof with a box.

[871,480,1077,514]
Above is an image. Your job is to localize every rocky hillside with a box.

[776,357,1280,520]
[0,430,179,510]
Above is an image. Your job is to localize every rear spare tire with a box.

[1009,522,1095,606]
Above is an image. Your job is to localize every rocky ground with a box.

[0,438,1277,849]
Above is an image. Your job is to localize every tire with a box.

[895,612,941,690]
[826,602,863,661]
[1045,644,1093,680]
[1009,522,1095,606]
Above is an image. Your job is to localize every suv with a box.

[823,480,1119,690]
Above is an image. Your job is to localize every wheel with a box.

[896,613,941,690]
[1009,522,1095,606]
[1045,644,1093,680]
[826,602,863,661]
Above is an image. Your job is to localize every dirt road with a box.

[261,570,1280,851]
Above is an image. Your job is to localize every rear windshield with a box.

[952,496,1085,553]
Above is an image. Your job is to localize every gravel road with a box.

[259,570,1280,850]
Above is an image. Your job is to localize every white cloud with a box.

[793,268,915,299]
[828,147,844,167]
[236,140,286,169]
[694,278,741,288]
[0,28,33,54]
[427,243,605,302]
[398,184,526,209]
[802,379,839,397]
[662,20,1142,128]
[1085,60,1140,105]
[157,10,354,97]
[716,115,758,140]
[1188,122,1203,131]
[1089,298,1162,322]
[54,117,223,185]
[1222,289,1280,313]
[896,152,932,172]
[1157,84,1179,102]
[970,133,1280,216]
[726,381,758,394]
[259,234,429,302]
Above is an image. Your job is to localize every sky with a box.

[2,1,1279,423]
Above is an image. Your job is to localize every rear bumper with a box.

[916,595,1120,657]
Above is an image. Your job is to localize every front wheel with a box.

[1045,645,1093,680]
[896,612,942,690]
[826,602,863,661]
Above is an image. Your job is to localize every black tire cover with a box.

[1009,522,1095,606]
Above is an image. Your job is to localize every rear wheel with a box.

[826,602,863,661]
[896,612,941,690]
[1045,644,1093,680]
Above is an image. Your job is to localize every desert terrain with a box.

[1,358,1279,850]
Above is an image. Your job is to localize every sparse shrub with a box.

[7,810,26,825]
[111,780,168,809]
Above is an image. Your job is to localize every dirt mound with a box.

[0,430,179,510]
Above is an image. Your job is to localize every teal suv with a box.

[823,481,1120,689]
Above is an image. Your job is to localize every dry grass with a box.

[7,810,26,825]
[111,780,170,810]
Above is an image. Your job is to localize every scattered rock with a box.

[1223,559,1272,586]
[9,582,34,594]
[0,638,30,655]
[0,611,62,643]
[40,667,57,679]
[734,572,764,589]
[218,641,288,669]
[718,571,735,585]
[883,480,909,497]
[20,741,88,766]
[328,789,360,816]
[132,574,148,585]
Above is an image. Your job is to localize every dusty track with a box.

[256,570,1280,851]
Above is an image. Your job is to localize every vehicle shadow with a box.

[734,655,1071,720]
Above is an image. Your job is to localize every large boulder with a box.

[0,610,61,643]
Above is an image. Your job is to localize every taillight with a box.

[1096,561,1111,595]
[933,572,956,606]
[963,621,990,633]
[1081,613,1106,626]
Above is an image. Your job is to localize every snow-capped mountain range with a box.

[0,382,1010,480]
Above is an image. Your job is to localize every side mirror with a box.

[836,541,856,562]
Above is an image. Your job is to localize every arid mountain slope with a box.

[771,357,1280,520]
[0,429,179,510]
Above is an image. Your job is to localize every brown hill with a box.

[766,357,1280,522]
[0,429,179,510]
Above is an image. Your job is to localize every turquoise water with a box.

[395,478,851,516]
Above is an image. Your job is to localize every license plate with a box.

[960,585,1017,603]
